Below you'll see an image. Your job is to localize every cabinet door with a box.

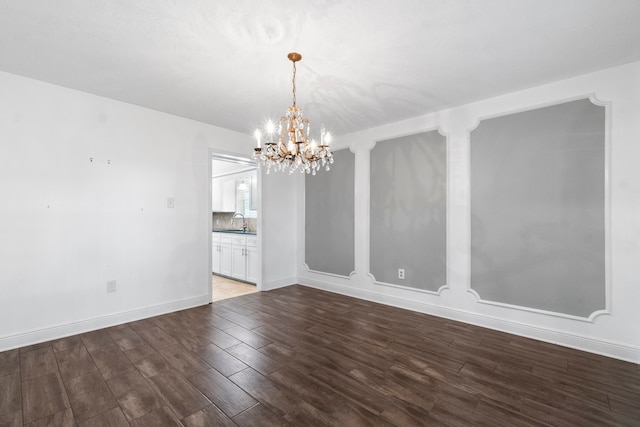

[212,243,221,273]
[212,178,222,211]
[230,235,247,281]
[222,179,236,212]
[231,245,246,280]
[212,233,221,273]
[246,245,258,284]
[220,243,232,277]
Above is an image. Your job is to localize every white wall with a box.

[260,170,300,290]
[297,61,640,363]
[0,70,297,351]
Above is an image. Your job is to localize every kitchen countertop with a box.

[213,229,257,235]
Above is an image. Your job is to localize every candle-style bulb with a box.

[325,132,332,146]
[265,120,275,143]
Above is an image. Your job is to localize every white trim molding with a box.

[368,127,450,296]
[373,277,449,296]
[262,277,297,291]
[299,279,639,364]
[467,287,611,323]
[303,263,355,280]
[0,295,211,353]
[467,94,611,321]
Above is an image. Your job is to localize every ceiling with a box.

[1,0,639,138]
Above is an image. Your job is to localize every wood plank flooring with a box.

[1,285,639,426]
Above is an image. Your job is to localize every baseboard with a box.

[262,277,296,292]
[299,278,640,364]
[0,295,211,352]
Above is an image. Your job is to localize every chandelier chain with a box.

[292,60,297,108]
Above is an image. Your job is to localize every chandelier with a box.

[252,52,333,175]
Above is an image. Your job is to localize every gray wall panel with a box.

[305,149,355,276]
[470,98,606,317]
[370,131,447,291]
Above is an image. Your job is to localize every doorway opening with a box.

[211,275,257,302]
[211,153,260,301]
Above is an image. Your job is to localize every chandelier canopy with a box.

[253,52,333,175]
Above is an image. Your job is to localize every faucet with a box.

[231,213,247,232]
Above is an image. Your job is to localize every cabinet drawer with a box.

[247,237,258,247]
[221,235,232,244]
[212,232,221,243]
[231,235,247,246]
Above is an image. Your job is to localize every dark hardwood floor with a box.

[1,285,639,426]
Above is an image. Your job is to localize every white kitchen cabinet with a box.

[213,231,257,283]
[212,232,232,276]
[222,178,236,212]
[220,235,232,276]
[213,169,257,215]
[231,235,247,280]
[213,177,237,213]
[212,233,257,283]
[212,232,221,273]
[246,236,258,283]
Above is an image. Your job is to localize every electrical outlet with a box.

[398,269,405,280]
[167,197,175,208]
[107,280,117,293]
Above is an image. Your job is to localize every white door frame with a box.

[208,148,262,302]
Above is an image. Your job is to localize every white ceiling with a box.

[1,0,639,138]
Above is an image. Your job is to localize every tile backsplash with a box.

[212,212,257,232]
